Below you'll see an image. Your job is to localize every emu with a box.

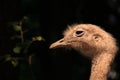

[50,24,118,80]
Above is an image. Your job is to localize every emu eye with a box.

[76,31,83,34]
[75,30,84,37]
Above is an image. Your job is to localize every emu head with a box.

[50,24,117,58]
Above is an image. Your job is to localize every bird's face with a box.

[50,24,110,57]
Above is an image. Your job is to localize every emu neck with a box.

[90,52,115,80]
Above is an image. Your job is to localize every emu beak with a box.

[49,38,69,49]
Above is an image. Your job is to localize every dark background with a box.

[0,0,120,80]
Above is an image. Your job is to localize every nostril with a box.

[59,39,64,43]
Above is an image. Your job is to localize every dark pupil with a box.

[76,31,83,34]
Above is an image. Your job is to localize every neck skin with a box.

[90,52,115,80]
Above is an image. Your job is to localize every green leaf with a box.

[5,55,12,61]
[23,16,29,20]
[11,60,18,67]
[13,25,21,32]
[32,36,44,41]
[13,46,21,54]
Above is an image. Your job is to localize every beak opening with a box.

[49,38,68,49]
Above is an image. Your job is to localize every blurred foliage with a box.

[1,16,46,80]
[4,16,44,67]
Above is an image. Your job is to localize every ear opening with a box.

[93,34,102,42]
